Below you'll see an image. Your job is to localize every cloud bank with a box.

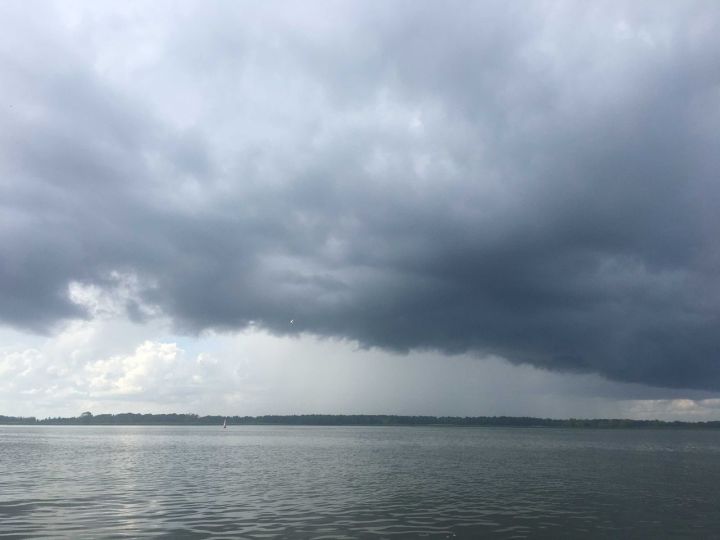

[2,1,720,390]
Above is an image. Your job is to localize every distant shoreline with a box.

[2,413,719,429]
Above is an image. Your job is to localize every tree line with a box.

[1,413,720,428]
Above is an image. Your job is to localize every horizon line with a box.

[2,412,720,427]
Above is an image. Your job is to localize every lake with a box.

[1,425,719,538]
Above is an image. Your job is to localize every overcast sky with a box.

[2,1,720,420]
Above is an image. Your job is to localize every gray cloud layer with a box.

[2,1,720,389]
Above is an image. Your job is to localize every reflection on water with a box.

[1,426,720,538]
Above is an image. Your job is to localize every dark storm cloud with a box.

[2,1,720,389]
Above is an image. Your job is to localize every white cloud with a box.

[85,341,183,397]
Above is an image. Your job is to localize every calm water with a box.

[1,426,720,538]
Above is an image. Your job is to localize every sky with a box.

[2,1,720,420]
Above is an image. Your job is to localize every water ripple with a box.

[2,426,720,538]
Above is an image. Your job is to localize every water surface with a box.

[1,425,719,538]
